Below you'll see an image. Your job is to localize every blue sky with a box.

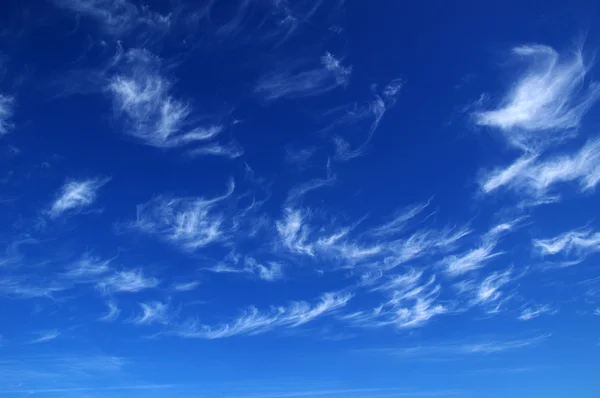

[1,0,600,397]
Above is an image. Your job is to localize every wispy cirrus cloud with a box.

[172,281,200,292]
[471,268,514,314]
[0,276,68,299]
[209,256,284,282]
[332,78,404,161]
[369,198,433,238]
[63,252,112,281]
[175,292,351,338]
[480,138,600,201]
[48,177,110,218]
[275,207,382,264]
[474,44,600,151]
[29,330,61,344]
[438,221,516,276]
[518,304,556,320]
[188,141,244,159]
[255,53,351,101]
[99,300,120,322]
[345,270,447,329]
[0,94,14,136]
[97,269,159,294]
[109,48,228,150]
[130,301,172,325]
[132,180,235,251]
[52,0,171,38]
[533,227,600,264]
[363,334,550,360]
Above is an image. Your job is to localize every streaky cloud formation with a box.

[518,304,555,320]
[29,330,61,344]
[211,256,284,282]
[344,270,447,329]
[533,227,600,263]
[365,334,550,359]
[63,252,112,281]
[130,301,171,325]
[255,53,351,101]
[109,48,226,150]
[480,138,600,201]
[97,269,159,294]
[172,281,200,292]
[52,0,171,38]
[99,300,121,322]
[48,177,110,218]
[475,44,600,151]
[132,180,235,251]
[333,78,404,160]
[0,94,14,136]
[175,292,351,338]
[369,198,433,237]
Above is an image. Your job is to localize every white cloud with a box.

[345,271,447,329]
[188,141,244,158]
[52,0,171,37]
[109,48,227,150]
[473,269,513,308]
[533,227,600,263]
[130,301,171,325]
[133,180,235,251]
[0,276,68,299]
[63,253,112,281]
[474,44,600,151]
[0,94,14,136]
[370,334,550,359]
[480,138,600,200]
[48,178,109,218]
[208,256,284,282]
[255,53,351,101]
[333,78,403,161]
[175,292,351,338]
[285,169,336,205]
[99,301,120,322]
[321,52,352,86]
[440,242,501,276]
[518,304,555,321]
[369,198,433,237]
[243,257,284,281]
[276,208,314,255]
[29,330,61,344]
[172,281,200,292]
[97,269,159,294]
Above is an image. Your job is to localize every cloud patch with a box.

[109,48,226,150]
[175,292,351,338]
[255,53,351,101]
[474,44,600,151]
[0,94,14,136]
[48,178,110,218]
[132,180,235,251]
[480,138,600,201]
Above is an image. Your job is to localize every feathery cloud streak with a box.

[475,44,600,151]
[0,94,14,136]
[109,48,225,149]
[52,0,171,38]
[480,138,600,200]
[533,227,600,263]
[255,53,351,101]
[49,178,109,218]
[132,180,235,251]
[175,292,351,338]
